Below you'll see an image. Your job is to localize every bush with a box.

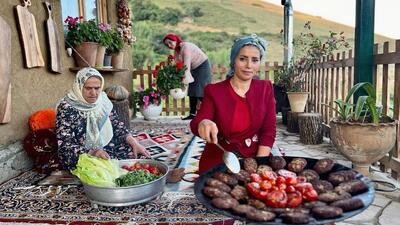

[131,0,161,22]
[184,6,203,18]
[158,7,183,25]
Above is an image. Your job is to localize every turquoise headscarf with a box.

[227,34,268,77]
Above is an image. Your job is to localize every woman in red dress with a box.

[190,34,276,174]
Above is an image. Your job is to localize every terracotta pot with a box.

[73,42,98,67]
[287,92,309,113]
[330,118,397,175]
[95,45,106,67]
[140,104,162,120]
[111,51,124,69]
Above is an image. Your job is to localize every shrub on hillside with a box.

[158,8,183,25]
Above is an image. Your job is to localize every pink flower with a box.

[136,85,144,92]
[143,96,149,104]
[153,99,159,105]
[151,82,156,87]
[98,23,111,32]
[161,95,167,100]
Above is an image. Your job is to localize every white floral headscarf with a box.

[66,67,114,149]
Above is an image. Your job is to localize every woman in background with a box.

[190,34,276,174]
[163,33,212,120]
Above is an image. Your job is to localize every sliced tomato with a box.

[148,166,159,175]
[142,163,150,169]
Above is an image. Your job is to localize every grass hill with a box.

[130,0,393,68]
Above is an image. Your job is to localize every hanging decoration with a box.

[116,0,136,45]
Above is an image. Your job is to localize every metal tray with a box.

[194,156,375,225]
[82,159,169,207]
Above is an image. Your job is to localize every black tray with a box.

[194,156,375,225]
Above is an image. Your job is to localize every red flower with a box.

[159,61,165,66]
[167,54,175,63]
[155,65,160,70]
[176,61,184,69]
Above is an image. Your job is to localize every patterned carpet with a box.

[0,131,234,225]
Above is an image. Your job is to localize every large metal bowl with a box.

[82,159,169,207]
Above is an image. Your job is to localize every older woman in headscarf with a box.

[56,68,150,170]
[162,33,212,120]
[190,34,276,174]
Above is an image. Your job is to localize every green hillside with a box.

[130,0,393,69]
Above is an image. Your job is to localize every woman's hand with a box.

[198,119,219,144]
[88,149,110,160]
[126,134,151,158]
[256,145,271,157]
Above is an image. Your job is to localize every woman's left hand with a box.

[126,134,151,158]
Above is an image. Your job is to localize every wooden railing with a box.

[303,40,400,180]
[132,62,280,116]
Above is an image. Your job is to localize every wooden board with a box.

[44,2,62,73]
[15,0,44,68]
[0,15,11,123]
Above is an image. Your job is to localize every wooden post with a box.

[298,113,323,144]
[287,112,301,133]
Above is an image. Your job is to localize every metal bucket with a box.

[82,159,169,207]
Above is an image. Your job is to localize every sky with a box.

[262,0,400,39]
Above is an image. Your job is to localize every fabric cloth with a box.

[190,79,276,173]
[188,59,212,97]
[227,33,268,77]
[65,67,114,149]
[56,98,132,170]
[228,84,250,134]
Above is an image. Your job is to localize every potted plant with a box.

[108,29,124,69]
[276,22,350,112]
[154,55,187,99]
[64,17,100,67]
[133,84,166,120]
[324,82,396,176]
[96,23,113,67]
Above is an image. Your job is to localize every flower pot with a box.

[287,92,309,113]
[140,104,162,121]
[73,42,98,67]
[169,87,187,99]
[103,55,112,67]
[95,45,106,67]
[111,51,124,69]
[330,118,397,176]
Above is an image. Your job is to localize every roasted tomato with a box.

[260,170,277,181]
[286,185,296,193]
[250,173,263,183]
[303,189,318,202]
[276,176,286,184]
[246,182,261,198]
[266,190,287,208]
[295,182,313,195]
[287,191,303,208]
[260,180,273,191]
[277,169,297,178]
[285,176,298,185]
